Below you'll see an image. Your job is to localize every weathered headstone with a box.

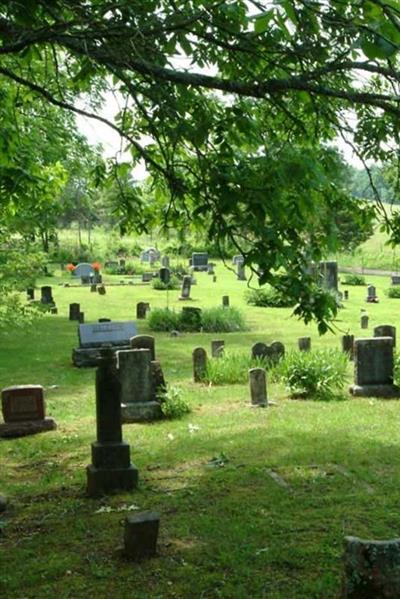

[342,334,354,359]
[159,267,170,285]
[319,261,338,291]
[69,303,80,321]
[124,511,160,562]
[136,302,150,319]
[0,385,56,438]
[232,255,244,265]
[222,295,230,308]
[73,321,138,367]
[191,252,208,272]
[298,337,311,352]
[179,275,192,300]
[97,284,106,295]
[86,348,138,496]
[344,290,349,300]
[142,272,153,282]
[237,263,246,281]
[361,314,369,329]
[90,284,97,292]
[251,342,270,360]
[27,287,35,301]
[73,263,94,279]
[374,324,396,348]
[366,284,378,303]
[207,263,215,275]
[213,275,217,283]
[270,341,285,362]
[341,536,400,598]
[249,368,268,407]
[40,286,54,305]
[130,335,156,361]
[119,258,126,268]
[118,349,162,422]
[349,337,400,397]
[391,275,400,286]
[211,340,225,358]
[50,306,58,314]
[161,255,170,268]
[193,347,207,382]
[78,312,85,323]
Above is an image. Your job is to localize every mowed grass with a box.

[2,265,400,598]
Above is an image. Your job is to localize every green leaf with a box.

[254,11,273,33]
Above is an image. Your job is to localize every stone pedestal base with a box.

[86,464,138,496]
[121,401,163,423]
[0,418,57,438]
[72,345,130,367]
[349,384,400,398]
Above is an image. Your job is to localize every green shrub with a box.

[148,308,180,331]
[245,287,295,308]
[148,306,247,333]
[159,386,191,419]
[386,286,400,298]
[342,274,366,286]
[204,351,270,385]
[152,275,180,290]
[273,349,348,400]
[201,307,247,332]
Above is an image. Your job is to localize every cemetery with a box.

[2,253,400,598]
[1,2,400,597]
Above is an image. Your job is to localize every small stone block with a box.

[124,511,160,561]
[2,385,45,422]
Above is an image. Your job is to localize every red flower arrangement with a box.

[92,262,101,272]
[66,263,76,272]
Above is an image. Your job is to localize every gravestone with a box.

[130,335,155,361]
[0,385,56,438]
[118,349,163,422]
[90,284,97,292]
[191,252,208,272]
[319,261,338,291]
[374,324,396,348]
[298,337,311,351]
[366,284,378,303]
[161,255,170,268]
[207,263,215,275]
[193,347,207,382]
[27,288,35,301]
[391,275,400,286]
[140,248,160,263]
[181,307,202,330]
[78,312,84,323]
[212,275,217,283]
[142,272,153,283]
[73,263,94,279]
[50,306,58,315]
[344,290,349,300]
[98,318,111,323]
[342,536,400,598]
[249,368,268,407]
[69,303,80,321]
[73,321,138,367]
[105,260,118,269]
[97,284,106,295]
[232,255,244,265]
[251,342,270,360]
[222,295,230,308]
[81,275,91,285]
[361,314,369,329]
[136,302,150,319]
[159,267,170,285]
[211,340,225,358]
[119,258,126,268]
[179,275,192,300]
[349,337,400,397]
[270,341,285,362]
[40,286,54,305]
[86,348,138,496]
[237,263,246,281]
[342,334,354,360]
[124,512,160,562]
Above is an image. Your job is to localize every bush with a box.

[159,386,191,419]
[148,308,180,332]
[245,287,295,308]
[342,274,366,286]
[386,286,400,298]
[201,307,247,332]
[273,349,348,400]
[204,352,271,385]
[152,275,180,290]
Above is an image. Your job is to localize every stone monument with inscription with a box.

[72,320,137,367]
[0,385,57,438]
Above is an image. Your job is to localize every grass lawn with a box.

[1,264,400,598]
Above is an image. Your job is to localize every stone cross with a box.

[342,536,400,598]
[249,368,268,407]
[179,275,192,300]
[193,347,207,382]
[124,511,160,562]
[298,337,311,351]
[349,337,400,397]
[374,324,396,348]
[211,340,225,358]
[86,348,138,496]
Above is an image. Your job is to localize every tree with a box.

[0,0,399,330]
